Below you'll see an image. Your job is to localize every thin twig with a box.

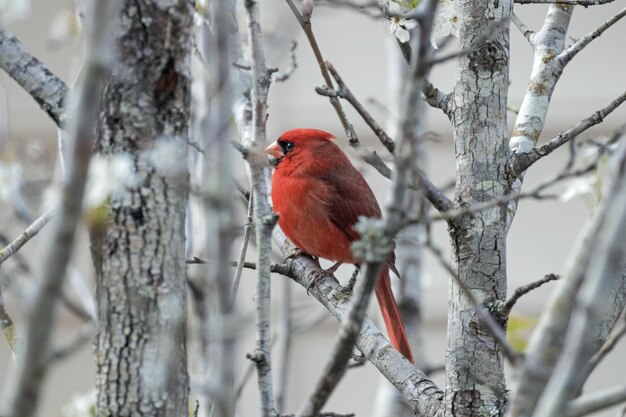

[243,0,279,415]
[512,13,536,44]
[232,195,254,303]
[558,7,626,67]
[417,162,597,224]
[321,62,395,153]
[501,274,560,316]
[0,207,57,266]
[273,41,298,83]
[395,40,450,113]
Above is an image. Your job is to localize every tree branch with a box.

[243,1,279,415]
[557,6,626,67]
[318,61,395,154]
[295,262,383,417]
[0,207,56,266]
[509,5,573,155]
[395,40,450,113]
[273,231,444,417]
[508,89,626,177]
[512,13,536,44]
[566,385,626,417]
[0,26,68,127]
[501,274,560,316]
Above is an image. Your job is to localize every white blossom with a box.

[387,16,417,43]
[149,136,187,178]
[560,175,597,202]
[85,153,137,208]
[0,0,29,23]
[433,0,459,40]
[61,390,96,417]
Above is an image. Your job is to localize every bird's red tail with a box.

[374,268,414,363]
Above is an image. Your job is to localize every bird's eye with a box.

[280,141,294,154]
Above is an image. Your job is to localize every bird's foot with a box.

[285,247,317,263]
[306,262,342,295]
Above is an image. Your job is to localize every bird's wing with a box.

[322,167,399,275]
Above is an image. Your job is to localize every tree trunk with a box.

[90,1,192,416]
[446,1,512,415]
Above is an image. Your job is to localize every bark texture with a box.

[446,1,512,416]
[91,1,193,416]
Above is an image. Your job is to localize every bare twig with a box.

[312,63,452,212]
[501,274,560,316]
[1,1,115,416]
[413,161,596,224]
[512,13,536,44]
[509,89,626,177]
[566,385,626,417]
[0,207,56,266]
[0,27,68,127]
[395,40,450,113]
[243,0,279,415]
[273,41,298,83]
[557,7,626,67]
[232,195,254,302]
[283,0,406,192]
[320,62,395,153]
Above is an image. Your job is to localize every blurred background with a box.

[1,0,625,416]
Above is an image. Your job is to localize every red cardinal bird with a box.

[266,128,414,363]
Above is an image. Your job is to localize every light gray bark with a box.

[445,1,512,416]
[90,1,193,416]
[0,26,67,126]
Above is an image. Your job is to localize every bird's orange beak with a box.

[265,141,284,159]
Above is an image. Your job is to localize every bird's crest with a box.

[279,128,336,143]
